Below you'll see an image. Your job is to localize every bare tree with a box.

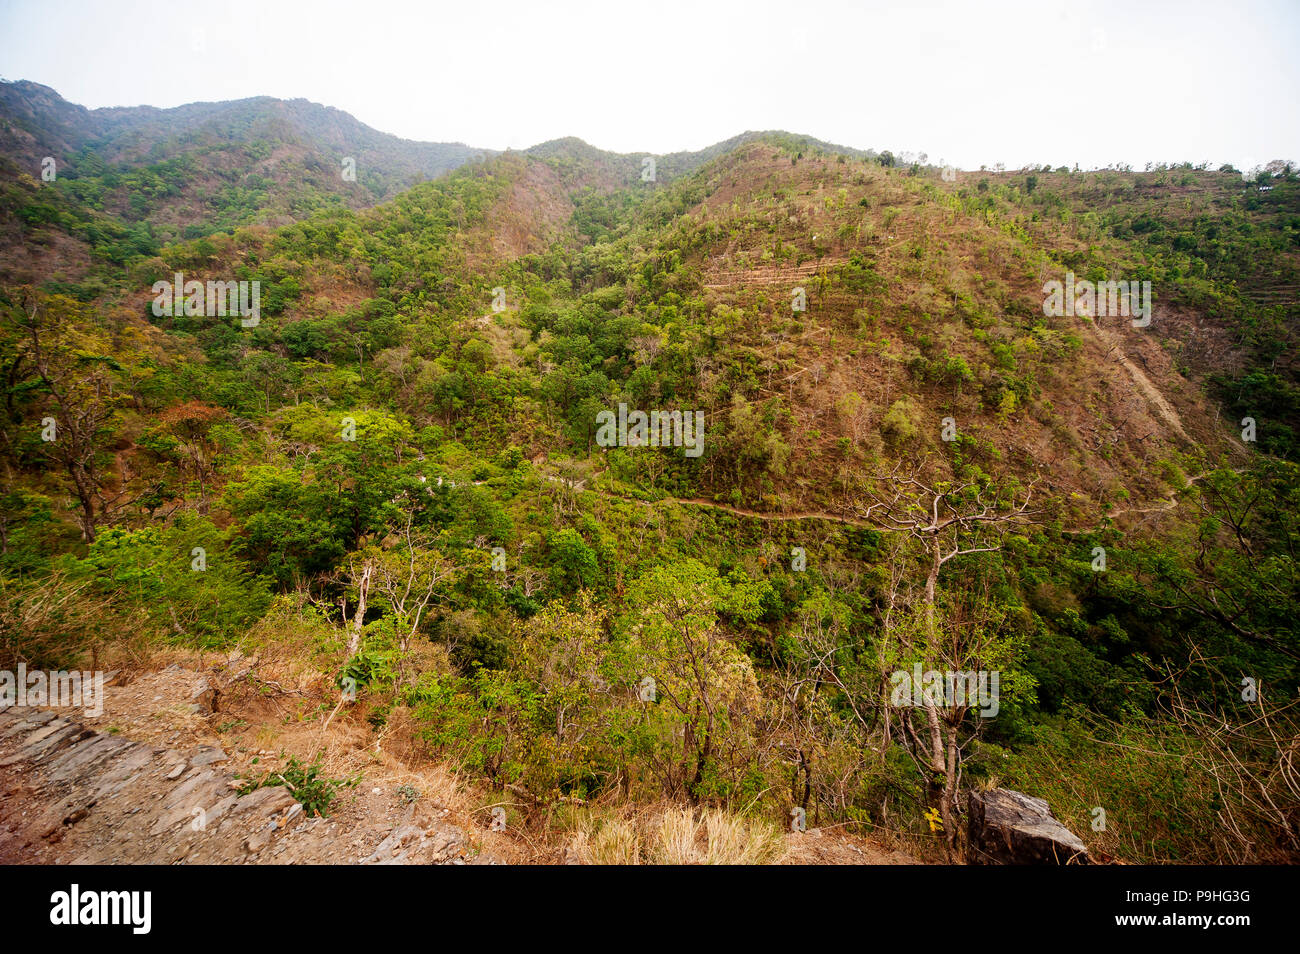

[1165,673,1300,862]
[367,515,457,656]
[856,467,1039,616]
[341,508,459,692]
[853,466,1038,853]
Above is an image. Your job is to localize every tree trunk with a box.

[346,562,372,656]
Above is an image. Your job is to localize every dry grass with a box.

[570,804,786,865]
[652,807,702,864]
[574,817,643,865]
[702,808,785,864]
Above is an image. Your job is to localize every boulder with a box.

[967,788,1089,865]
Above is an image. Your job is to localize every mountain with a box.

[524,129,877,183]
[1,84,1298,865]
[0,80,492,242]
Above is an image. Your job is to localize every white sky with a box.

[1,0,1296,170]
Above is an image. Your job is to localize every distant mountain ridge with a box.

[0,80,490,177]
[0,81,495,238]
[523,130,878,182]
[0,82,886,237]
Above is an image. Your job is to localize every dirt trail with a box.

[1091,322,1193,444]
[668,496,876,527]
[1098,468,1242,523]
[591,483,1204,536]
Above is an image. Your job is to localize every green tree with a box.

[618,559,766,799]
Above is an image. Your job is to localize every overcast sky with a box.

[1,0,1296,170]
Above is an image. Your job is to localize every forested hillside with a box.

[0,80,491,248]
[1,84,1297,864]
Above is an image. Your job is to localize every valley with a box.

[1,79,1297,866]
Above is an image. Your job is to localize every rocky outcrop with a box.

[967,788,1090,865]
[0,706,485,865]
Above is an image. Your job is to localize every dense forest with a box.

[1,80,1297,864]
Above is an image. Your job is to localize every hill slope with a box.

[2,93,1297,864]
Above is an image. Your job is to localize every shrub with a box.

[238,757,357,817]
[881,399,919,445]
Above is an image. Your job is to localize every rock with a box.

[243,827,274,854]
[967,788,1089,865]
[166,769,217,807]
[425,827,463,863]
[189,746,227,767]
[62,805,92,826]
[88,744,154,799]
[46,735,130,784]
[362,824,423,863]
[231,784,297,818]
[190,679,219,714]
[1,710,482,866]
[0,710,56,737]
[2,722,88,765]
[277,803,303,828]
[10,719,68,749]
